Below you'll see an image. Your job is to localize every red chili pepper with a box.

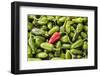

[48,32,61,44]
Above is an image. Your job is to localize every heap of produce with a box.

[28,15,88,61]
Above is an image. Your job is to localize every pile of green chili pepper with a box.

[28,15,88,61]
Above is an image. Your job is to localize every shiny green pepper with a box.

[37,52,48,58]
[48,26,59,35]
[41,25,48,31]
[72,24,83,42]
[60,53,65,59]
[35,38,44,47]
[34,36,45,41]
[71,39,83,49]
[61,35,71,43]
[38,16,48,25]
[58,17,66,22]
[48,22,53,29]
[40,42,54,51]
[65,21,73,33]
[28,33,36,54]
[36,49,42,53]
[83,25,88,32]
[81,32,87,39]
[69,32,74,38]
[60,26,65,33]
[72,17,84,23]
[76,23,83,33]
[47,16,55,21]
[65,50,72,59]
[31,28,45,36]
[78,35,82,39]
[28,22,33,31]
[62,44,71,49]
[83,41,88,50]
[70,26,75,32]
[71,49,83,55]
[56,41,61,48]
[65,23,71,33]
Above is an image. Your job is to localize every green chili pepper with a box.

[61,35,71,43]
[71,39,83,49]
[31,28,45,36]
[28,15,34,20]
[41,25,48,31]
[78,35,82,39]
[71,49,83,55]
[55,16,60,20]
[72,23,83,41]
[38,16,48,25]
[72,17,84,23]
[28,22,33,31]
[60,53,65,59]
[28,33,36,54]
[34,36,45,41]
[76,23,83,33]
[28,15,34,22]
[62,44,71,49]
[65,23,71,34]
[58,17,66,22]
[48,22,53,29]
[63,19,67,29]
[48,26,59,35]
[36,49,42,53]
[60,26,65,33]
[40,42,54,51]
[65,50,72,59]
[37,52,48,58]
[81,32,87,39]
[56,41,61,48]
[47,16,55,21]
[83,25,88,32]
[83,17,88,23]
[35,38,44,47]
[44,31,49,38]
[70,26,75,32]
[69,32,74,38]
[83,41,88,50]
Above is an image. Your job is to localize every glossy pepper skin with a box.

[71,39,83,49]
[49,32,61,44]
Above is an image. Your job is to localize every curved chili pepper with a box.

[48,32,61,44]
